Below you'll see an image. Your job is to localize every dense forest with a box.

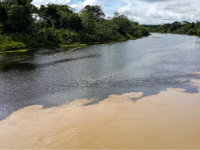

[145,21,200,36]
[0,0,149,53]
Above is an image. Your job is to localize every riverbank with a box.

[0,34,148,70]
[0,3,149,55]
[0,39,88,54]
[0,34,147,55]
[0,78,200,149]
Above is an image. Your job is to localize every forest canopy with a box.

[145,21,200,36]
[0,0,149,52]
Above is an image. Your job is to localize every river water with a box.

[0,33,200,120]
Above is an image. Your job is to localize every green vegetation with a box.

[0,0,149,53]
[60,43,87,49]
[145,21,200,36]
[0,35,27,52]
[0,41,26,51]
[60,43,87,48]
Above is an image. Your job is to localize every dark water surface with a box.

[0,33,200,120]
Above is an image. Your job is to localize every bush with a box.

[0,41,26,51]
[0,35,26,51]
[59,29,80,44]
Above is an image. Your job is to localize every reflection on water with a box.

[0,54,100,71]
[0,33,200,120]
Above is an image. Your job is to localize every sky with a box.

[32,0,200,24]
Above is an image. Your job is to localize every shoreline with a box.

[0,34,149,54]
[0,35,149,69]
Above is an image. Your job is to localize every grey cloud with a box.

[118,0,200,24]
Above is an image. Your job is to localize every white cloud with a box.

[83,0,97,6]
[69,0,102,11]
[32,0,71,7]
[32,0,200,24]
[117,0,200,24]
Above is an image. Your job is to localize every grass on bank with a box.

[60,43,87,49]
[0,42,26,51]
[0,35,87,54]
[0,35,134,54]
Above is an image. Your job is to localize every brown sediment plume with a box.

[0,82,200,149]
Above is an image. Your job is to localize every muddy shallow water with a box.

[0,79,200,149]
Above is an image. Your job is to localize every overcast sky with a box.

[32,0,200,24]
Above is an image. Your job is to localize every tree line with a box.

[145,21,200,36]
[0,0,149,52]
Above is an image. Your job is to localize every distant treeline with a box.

[0,0,149,52]
[145,21,200,36]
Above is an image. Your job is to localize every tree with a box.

[0,3,7,32]
[0,3,7,25]
[3,0,36,32]
[112,15,131,35]
[80,5,105,22]
[95,20,119,42]
[170,22,182,32]
[60,13,82,32]
[114,11,119,17]
[146,20,200,37]
[80,5,105,34]
[0,3,150,49]
[38,4,81,31]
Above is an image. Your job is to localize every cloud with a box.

[117,0,200,24]
[69,0,102,11]
[32,0,200,24]
[32,0,71,7]
[137,0,172,2]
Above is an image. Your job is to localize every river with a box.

[0,33,200,120]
